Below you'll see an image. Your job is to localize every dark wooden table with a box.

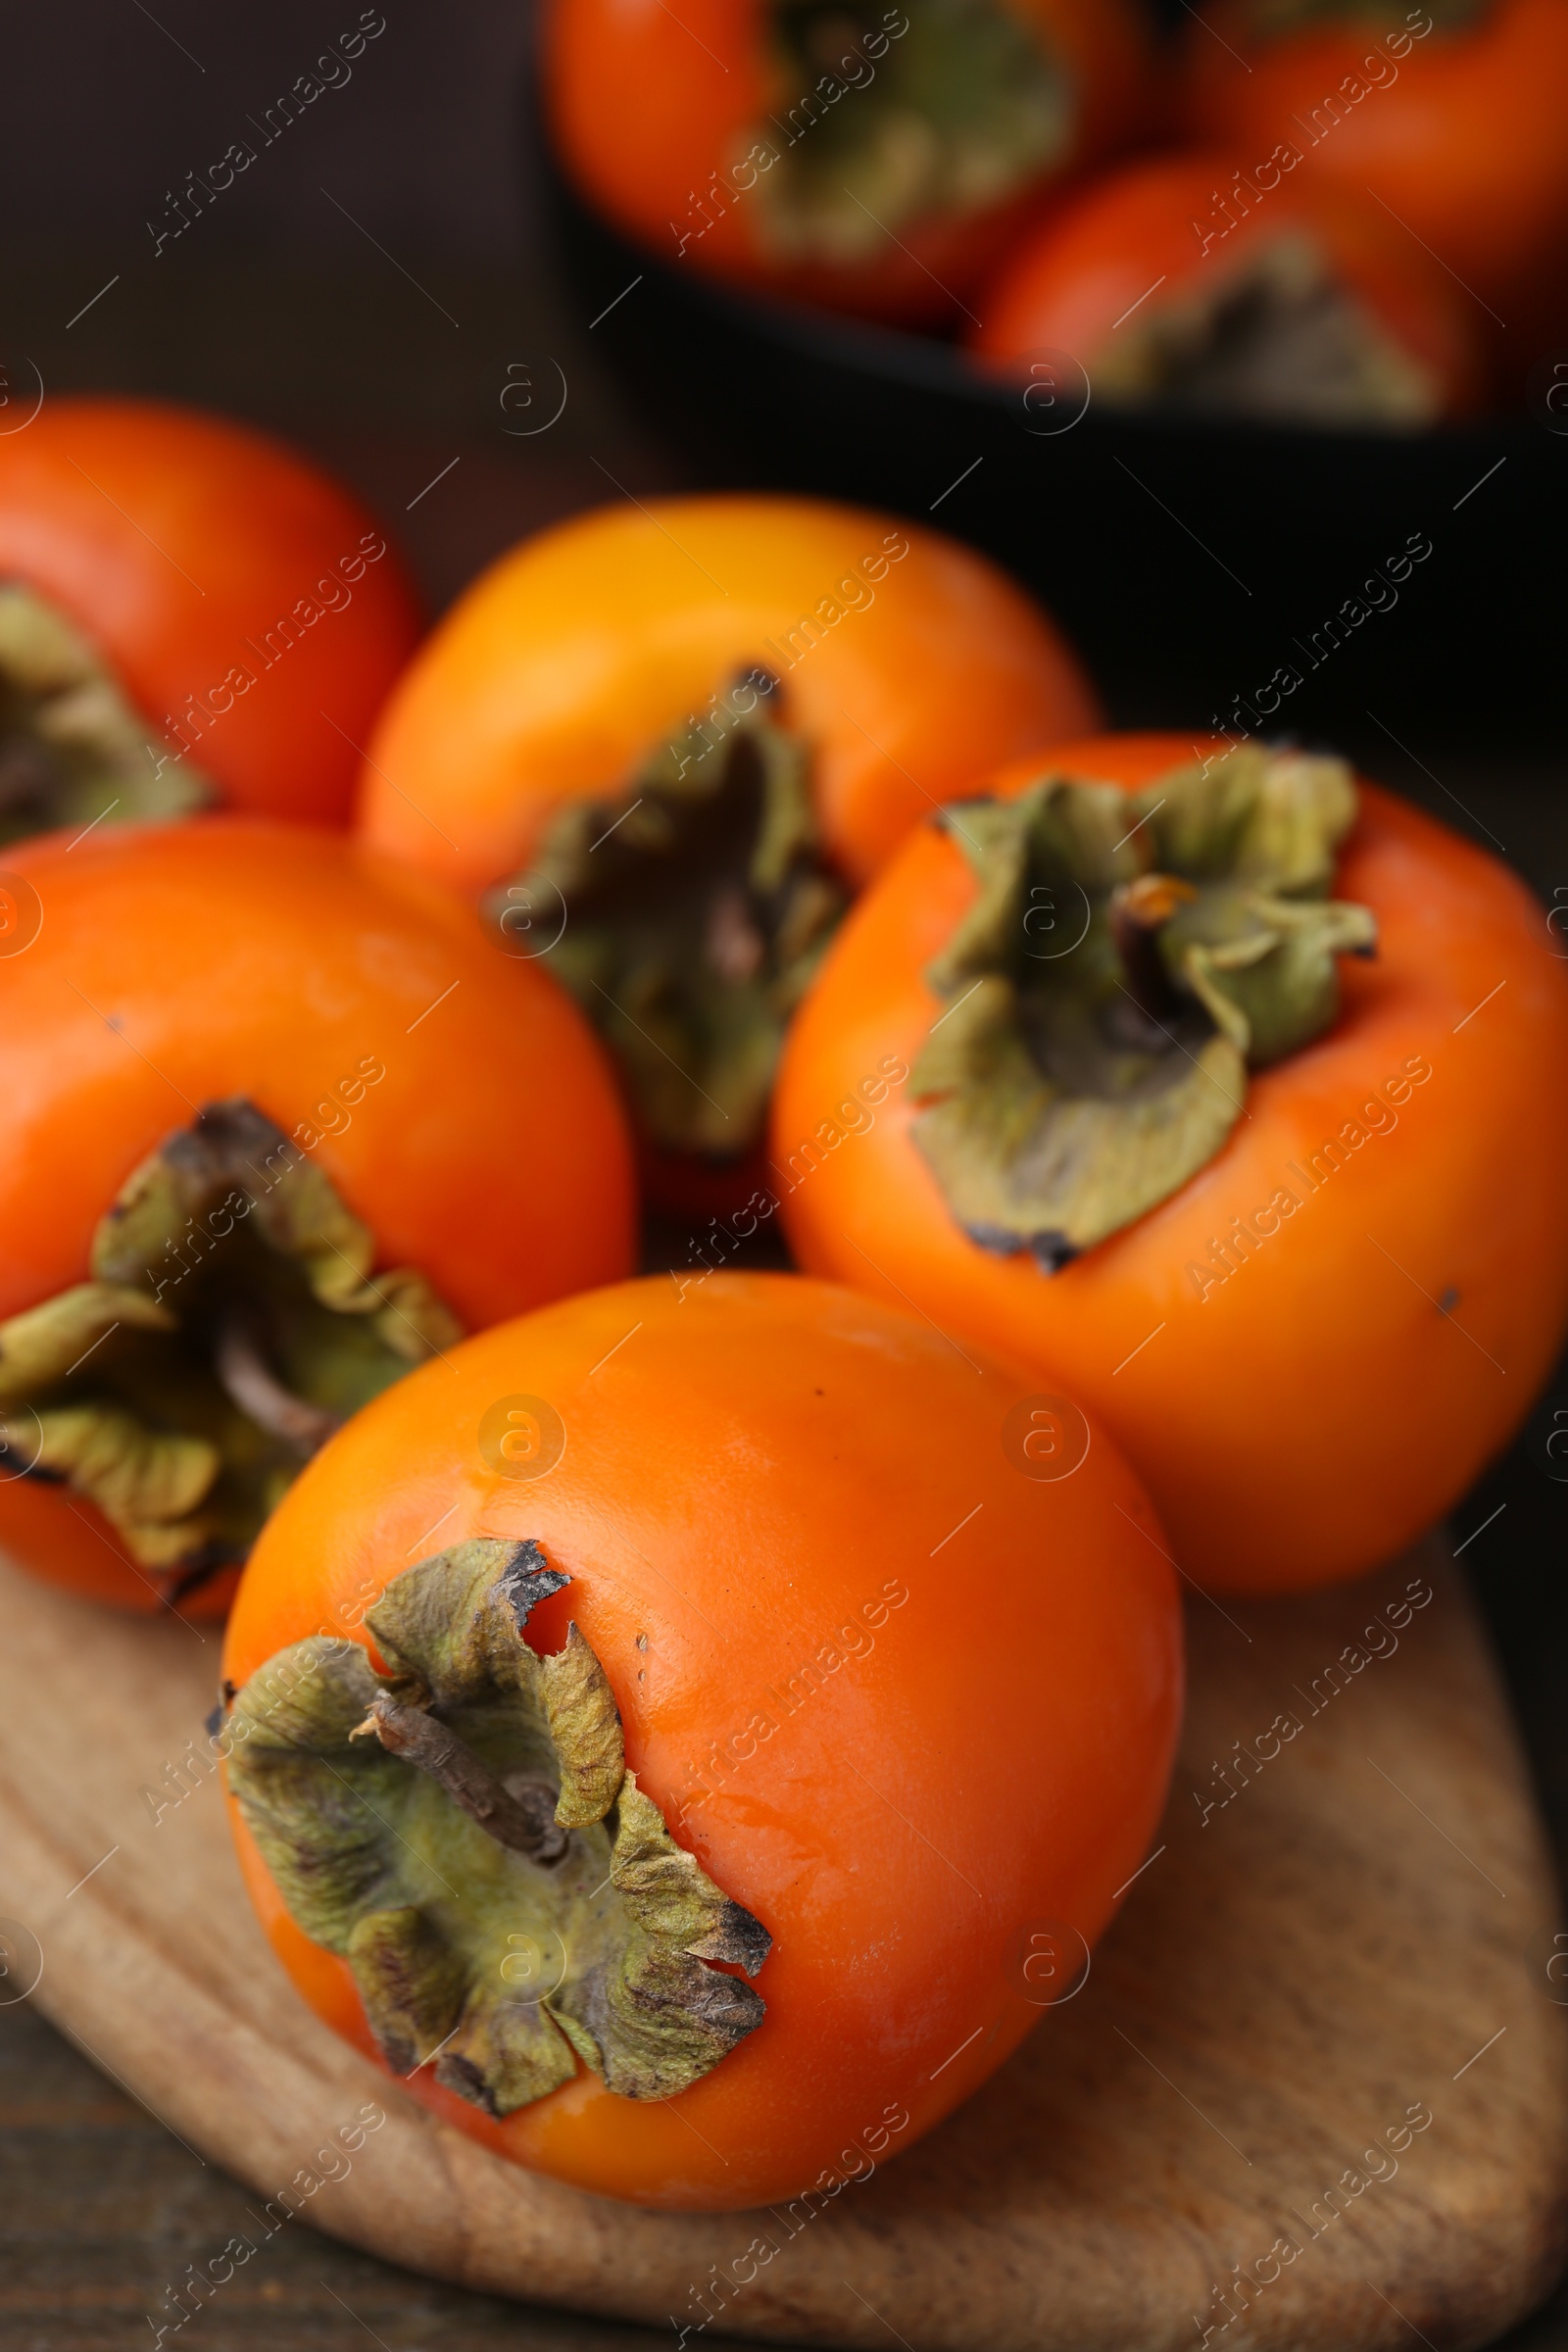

[3,247,1567,2351]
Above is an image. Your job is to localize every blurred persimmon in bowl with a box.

[1177,0,1568,354]
[541,0,1152,325]
[967,151,1482,424]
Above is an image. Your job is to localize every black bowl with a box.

[535,104,1565,746]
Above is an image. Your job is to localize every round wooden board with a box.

[0,1536,1563,2352]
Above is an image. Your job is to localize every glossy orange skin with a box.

[0,820,635,1614]
[0,398,421,827]
[773,733,1568,1592]
[1180,0,1568,336]
[358,495,1098,900]
[542,0,1150,323]
[222,1272,1183,2210]
[969,149,1480,415]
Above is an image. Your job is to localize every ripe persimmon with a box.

[0,397,420,844]
[357,494,1097,1201]
[219,1271,1182,2209]
[1179,0,1568,342]
[542,0,1150,324]
[0,820,634,1615]
[969,151,1480,422]
[772,732,1568,1592]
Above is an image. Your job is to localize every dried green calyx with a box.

[489,674,843,1159]
[1094,236,1441,426]
[0,1101,460,1590]
[0,582,212,847]
[911,747,1376,1269]
[753,0,1070,265]
[224,1539,770,2115]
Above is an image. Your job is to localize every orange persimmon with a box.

[772,731,1568,1592]
[969,151,1480,422]
[542,0,1150,324]
[357,494,1097,1200]
[0,397,420,844]
[0,820,634,1615]
[219,1271,1183,2209]
[1179,0,1568,340]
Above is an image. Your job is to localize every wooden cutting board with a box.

[0,1535,1563,2352]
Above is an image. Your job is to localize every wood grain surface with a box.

[0,1535,1562,2352]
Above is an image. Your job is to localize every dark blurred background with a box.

[2,6,1566,2346]
[2,0,679,609]
[7,0,1566,744]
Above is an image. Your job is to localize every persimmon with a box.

[358,494,1097,1201]
[218,1270,1182,2210]
[541,0,1150,324]
[1178,0,1568,338]
[968,151,1480,422]
[0,819,634,1616]
[772,732,1568,1592]
[0,396,420,844]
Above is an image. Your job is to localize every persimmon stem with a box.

[215,1312,339,1456]
[760,0,1068,261]
[353,1690,569,1866]
[491,683,843,1159]
[911,751,1376,1267]
[0,739,55,814]
[0,580,212,849]
[227,1541,769,2116]
[1108,874,1198,1031]
[0,1099,461,1576]
[705,883,766,984]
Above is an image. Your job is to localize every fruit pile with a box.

[543,0,1568,421]
[2,398,1562,2211]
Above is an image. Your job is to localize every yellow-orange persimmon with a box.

[358,495,1094,895]
[220,1272,1182,2209]
[772,732,1568,1591]
[357,496,1096,1196]
[0,397,421,841]
[0,820,633,1615]
[542,0,1150,324]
